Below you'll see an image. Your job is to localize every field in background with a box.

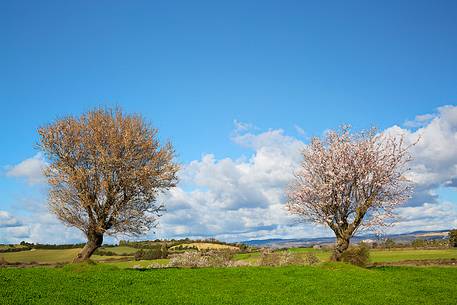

[2,246,457,266]
[1,263,457,305]
[0,249,125,264]
[369,248,457,262]
[97,246,138,255]
[287,247,457,263]
[169,242,239,251]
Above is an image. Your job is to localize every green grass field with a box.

[104,258,169,268]
[235,248,457,264]
[368,248,457,262]
[0,249,125,264]
[2,247,457,266]
[97,246,138,255]
[1,263,457,305]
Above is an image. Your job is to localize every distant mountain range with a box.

[242,229,450,248]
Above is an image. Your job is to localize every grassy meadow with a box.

[2,245,457,304]
[2,263,457,305]
[0,248,126,264]
[2,246,457,266]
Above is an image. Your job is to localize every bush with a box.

[147,262,167,269]
[168,250,235,268]
[168,251,204,268]
[383,238,396,249]
[0,246,31,253]
[449,229,457,247]
[134,247,168,261]
[304,252,320,265]
[341,244,370,267]
[94,249,119,256]
[258,249,305,267]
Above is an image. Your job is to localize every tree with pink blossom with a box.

[286,126,414,261]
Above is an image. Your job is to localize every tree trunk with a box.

[73,231,103,263]
[331,236,350,261]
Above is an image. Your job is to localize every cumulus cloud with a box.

[0,210,30,243]
[5,153,47,185]
[154,126,306,241]
[0,204,84,244]
[0,210,22,228]
[384,105,457,205]
[392,202,457,233]
[155,109,457,240]
[5,226,30,239]
[404,113,435,128]
[3,107,457,243]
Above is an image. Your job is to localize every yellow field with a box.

[170,243,239,251]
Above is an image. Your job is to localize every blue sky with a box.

[1,1,457,243]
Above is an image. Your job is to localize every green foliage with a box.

[384,238,396,249]
[0,245,31,253]
[168,250,236,268]
[411,239,427,248]
[23,242,87,250]
[94,249,119,256]
[449,230,457,247]
[2,265,457,304]
[410,238,449,248]
[134,246,168,261]
[341,244,370,267]
[304,252,320,265]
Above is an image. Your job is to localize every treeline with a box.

[2,238,248,253]
[361,237,453,249]
[19,241,88,249]
[0,245,31,253]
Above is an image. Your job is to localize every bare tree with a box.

[286,126,413,261]
[38,108,179,262]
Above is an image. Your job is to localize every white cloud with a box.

[5,226,30,239]
[0,210,29,243]
[0,204,84,244]
[153,127,306,240]
[5,153,47,185]
[155,108,457,240]
[385,106,457,197]
[391,202,457,233]
[3,106,457,243]
[404,113,435,128]
[0,210,22,228]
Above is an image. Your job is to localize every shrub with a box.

[304,252,320,265]
[146,262,166,269]
[258,249,279,266]
[384,238,396,249]
[168,251,209,268]
[341,244,370,267]
[449,229,457,247]
[258,249,305,267]
[134,247,168,261]
[94,249,119,256]
[411,239,427,248]
[168,250,234,268]
[0,247,31,253]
